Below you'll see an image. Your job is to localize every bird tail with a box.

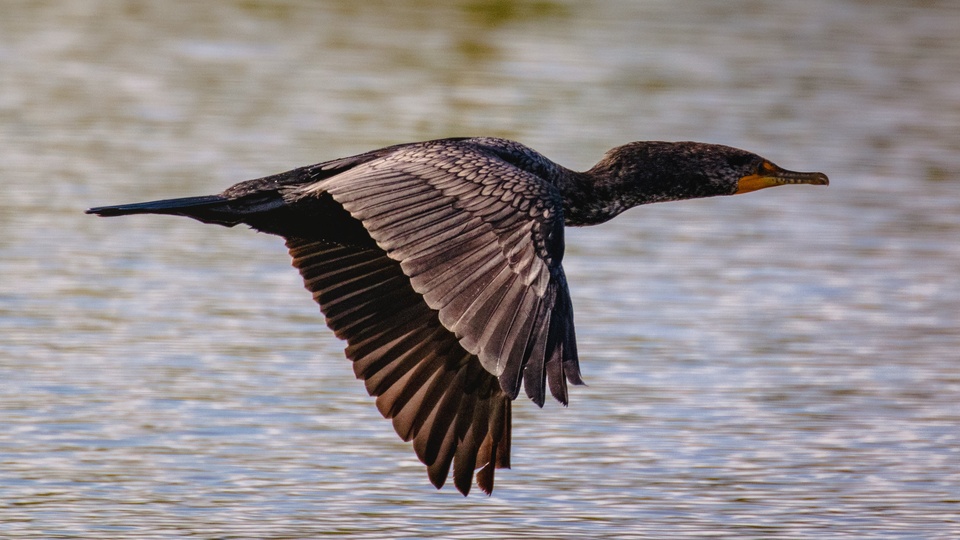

[86,194,282,227]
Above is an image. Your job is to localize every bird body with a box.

[88,137,827,495]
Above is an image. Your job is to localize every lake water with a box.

[2,1,959,538]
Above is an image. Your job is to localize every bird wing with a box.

[286,238,510,495]
[295,141,583,406]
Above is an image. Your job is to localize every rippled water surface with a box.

[3,1,959,538]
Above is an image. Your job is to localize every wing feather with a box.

[278,138,585,494]
[287,238,511,495]
[309,141,581,403]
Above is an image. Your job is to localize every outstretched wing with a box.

[298,141,583,405]
[287,238,510,495]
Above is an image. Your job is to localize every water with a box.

[2,1,959,538]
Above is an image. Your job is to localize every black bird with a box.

[87,137,828,495]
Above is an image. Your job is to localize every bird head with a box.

[588,141,829,208]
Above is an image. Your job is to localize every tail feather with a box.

[85,194,286,227]
[87,195,225,217]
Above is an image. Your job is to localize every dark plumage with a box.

[87,137,828,495]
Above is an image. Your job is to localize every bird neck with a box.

[557,159,683,227]
[552,170,628,226]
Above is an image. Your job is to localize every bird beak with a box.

[736,162,829,194]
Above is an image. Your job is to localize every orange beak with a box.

[736,161,829,194]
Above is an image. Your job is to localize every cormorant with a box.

[87,137,828,495]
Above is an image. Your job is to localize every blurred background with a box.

[2,1,959,538]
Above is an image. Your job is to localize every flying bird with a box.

[87,137,828,495]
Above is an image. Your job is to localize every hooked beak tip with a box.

[806,172,830,186]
